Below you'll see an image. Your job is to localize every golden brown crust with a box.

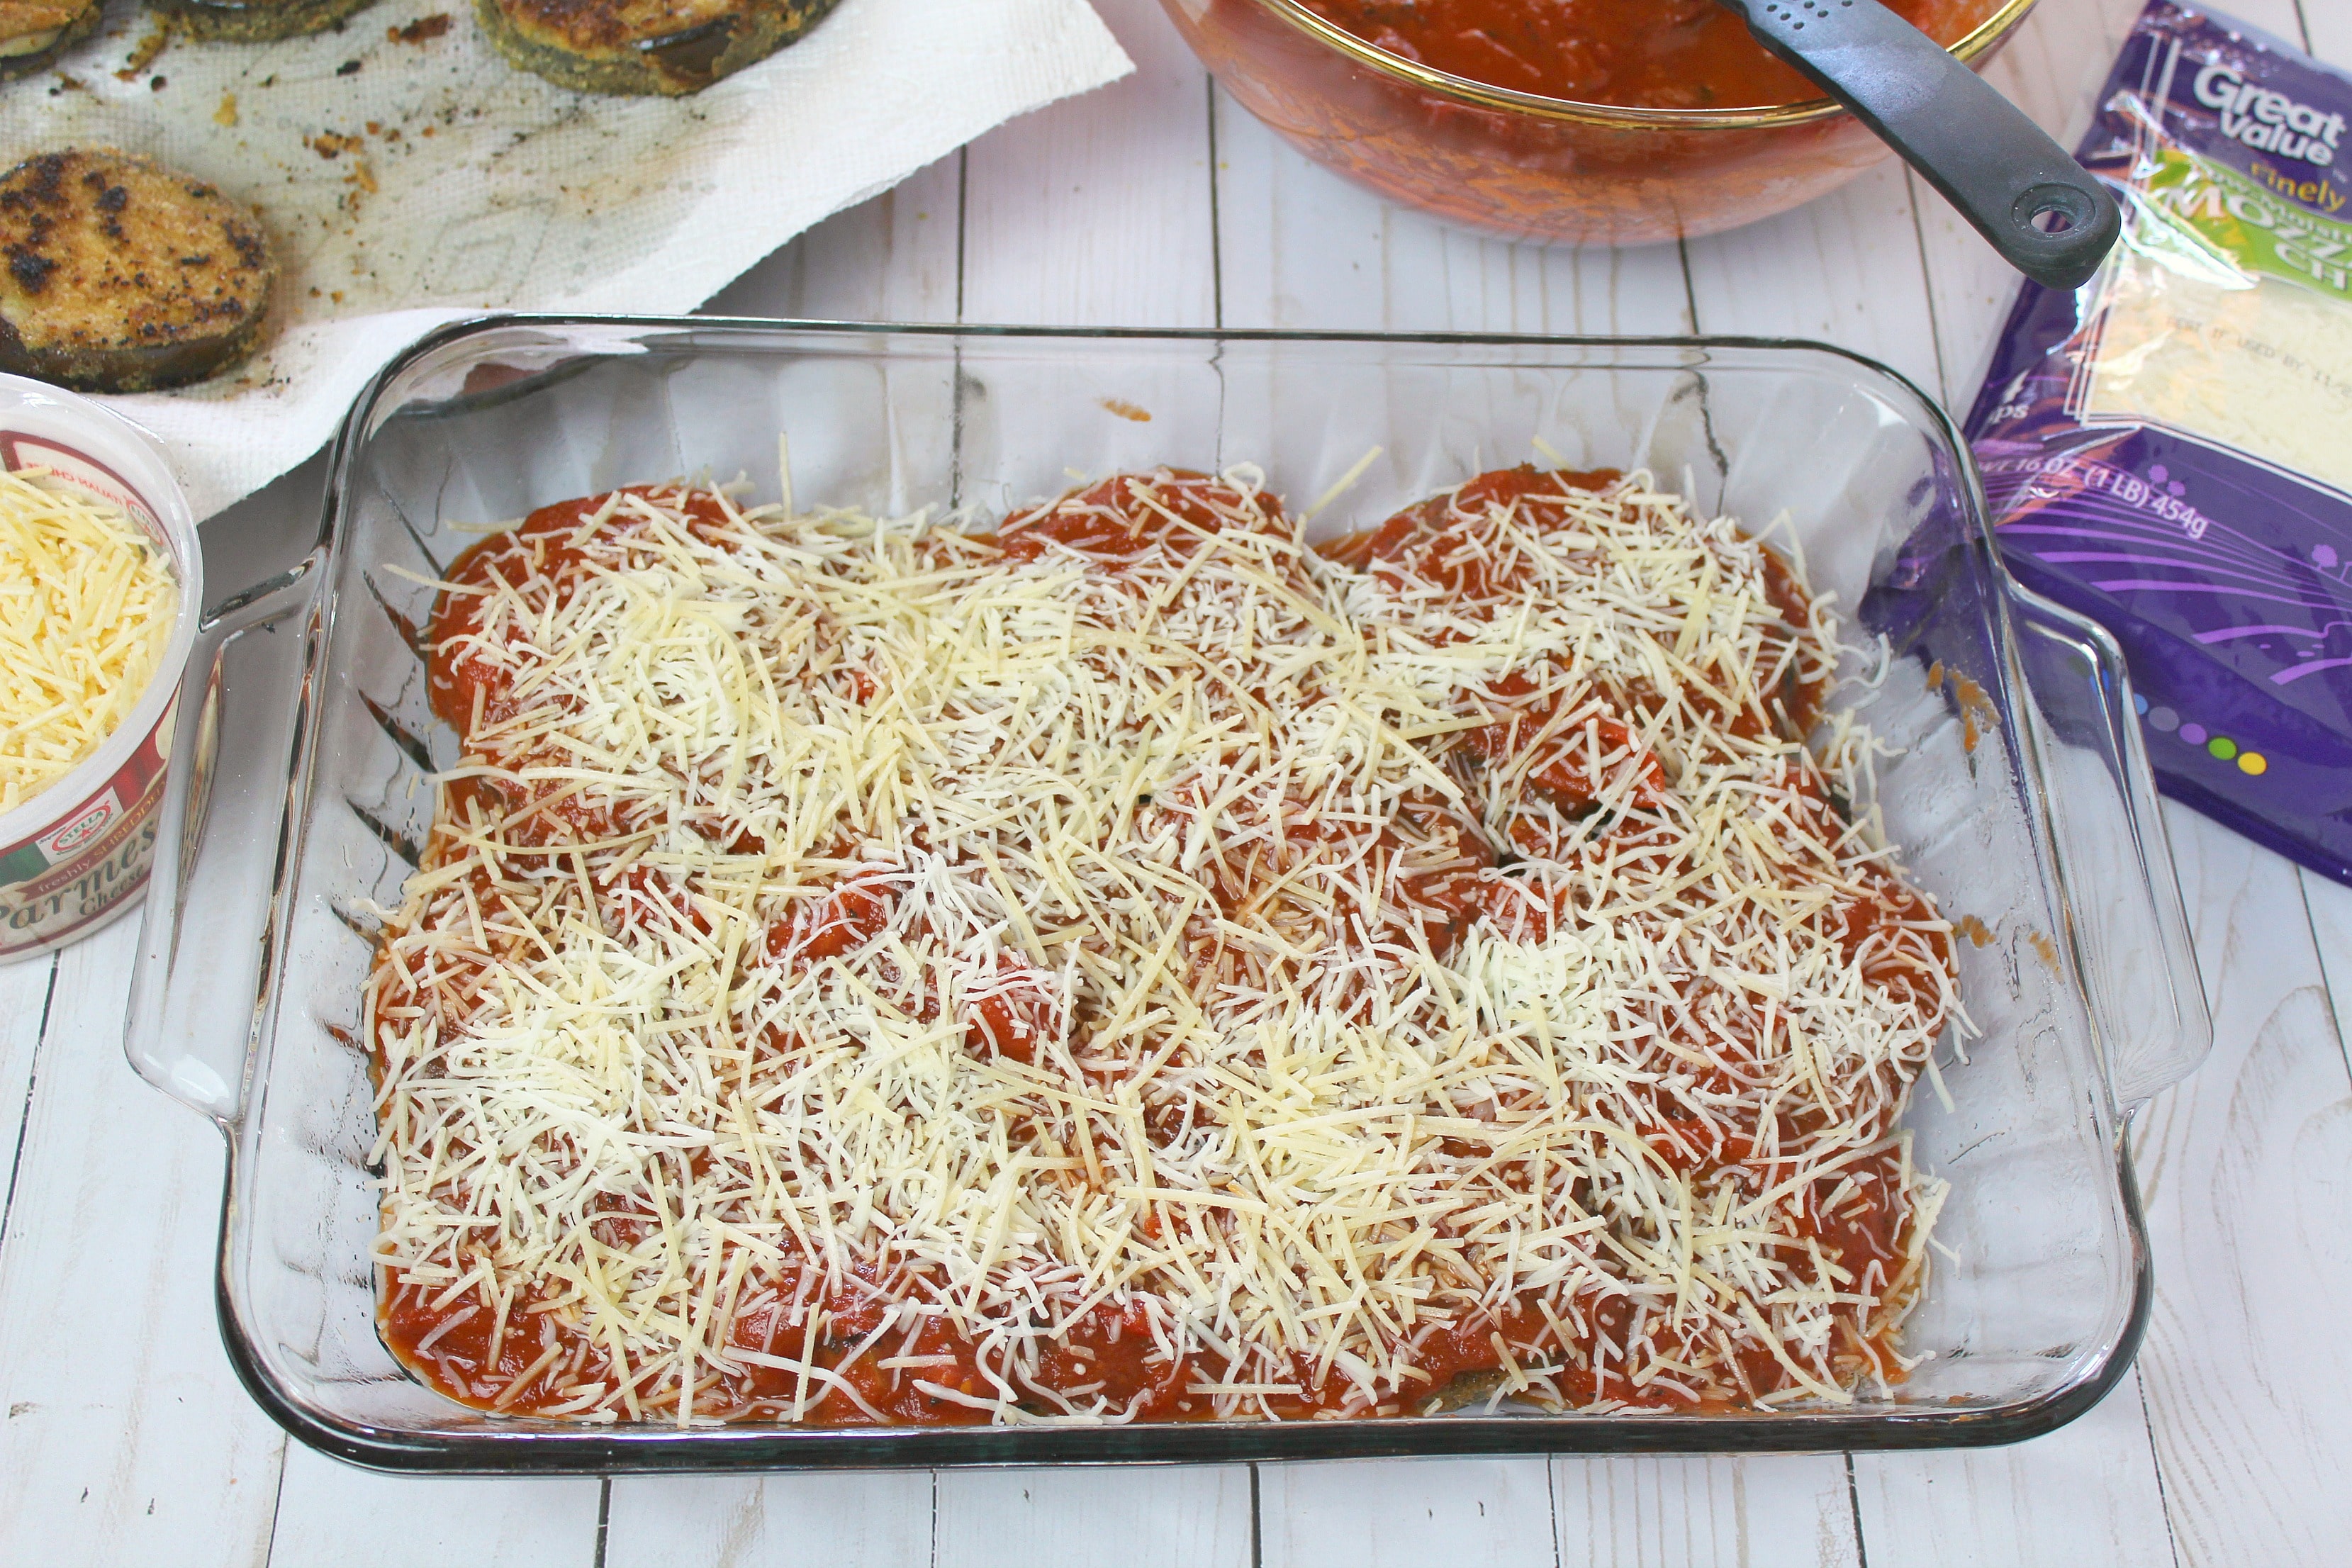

[150,0,377,42]
[503,0,735,51]
[0,150,276,394]
[475,0,839,94]
[0,0,91,35]
[0,0,96,77]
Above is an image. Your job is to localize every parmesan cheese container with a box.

[0,375,201,963]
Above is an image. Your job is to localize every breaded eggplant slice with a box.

[151,0,376,42]
[0,151,276,395]
[0,0,99,79]
[475,0,839,95]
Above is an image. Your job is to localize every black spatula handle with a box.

[1714,0,2121,289]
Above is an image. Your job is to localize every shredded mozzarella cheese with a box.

[365,467,1959,1427]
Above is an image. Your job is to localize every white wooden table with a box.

[6,0,2349,1562]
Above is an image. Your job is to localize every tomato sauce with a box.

[1344,464,1621,605]
[1297,0,1983,111]
[427,483,740,739]
[1459,670,1667,813]
[379,466,1944,1426]
[998,470,1291,566]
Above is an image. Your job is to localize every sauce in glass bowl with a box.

[1297,0,1973,108]
[1160,0,2023,245]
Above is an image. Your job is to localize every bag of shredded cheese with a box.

[1967,1,2352,883]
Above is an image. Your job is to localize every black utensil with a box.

[1713,0,2122,289]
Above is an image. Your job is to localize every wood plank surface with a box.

[1681,159,1947,397]
[1852,1368,2179,1568]
[936,1465,1255,1568]
[1258,1457,1557,1568]
[7,0,2351,1564]
[605,1472,934,1567]
[2131,807,2352,1568]
[959,0,1217,328]
[1208,89,1692,336]
[2303,0,2349,63]
[267,1445,600,1568]
[0,918,283,1568]
[706,155,966,326]
[0,955,55,1243]
[1551,1455,1860,1568]
[2303,873,2352,1077]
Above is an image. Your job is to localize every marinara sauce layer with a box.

[365,464,1957,1426]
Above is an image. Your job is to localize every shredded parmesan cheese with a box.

[0,469,177,816]
[365,466,1959,1428]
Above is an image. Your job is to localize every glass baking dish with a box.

[127,319,2211,1472]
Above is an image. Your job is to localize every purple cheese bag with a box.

[1966,1,2352,883]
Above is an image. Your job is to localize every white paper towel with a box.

[0,0,1131,518]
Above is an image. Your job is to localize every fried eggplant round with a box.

[474,0,840,95]
[0,151,276,395]
[0,0,99,79]
[151,0,376,43]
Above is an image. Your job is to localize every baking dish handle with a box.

[125,556,323,1124]
[2005,581,2213,1112]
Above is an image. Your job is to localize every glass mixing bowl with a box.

[1161,0,2037,245]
